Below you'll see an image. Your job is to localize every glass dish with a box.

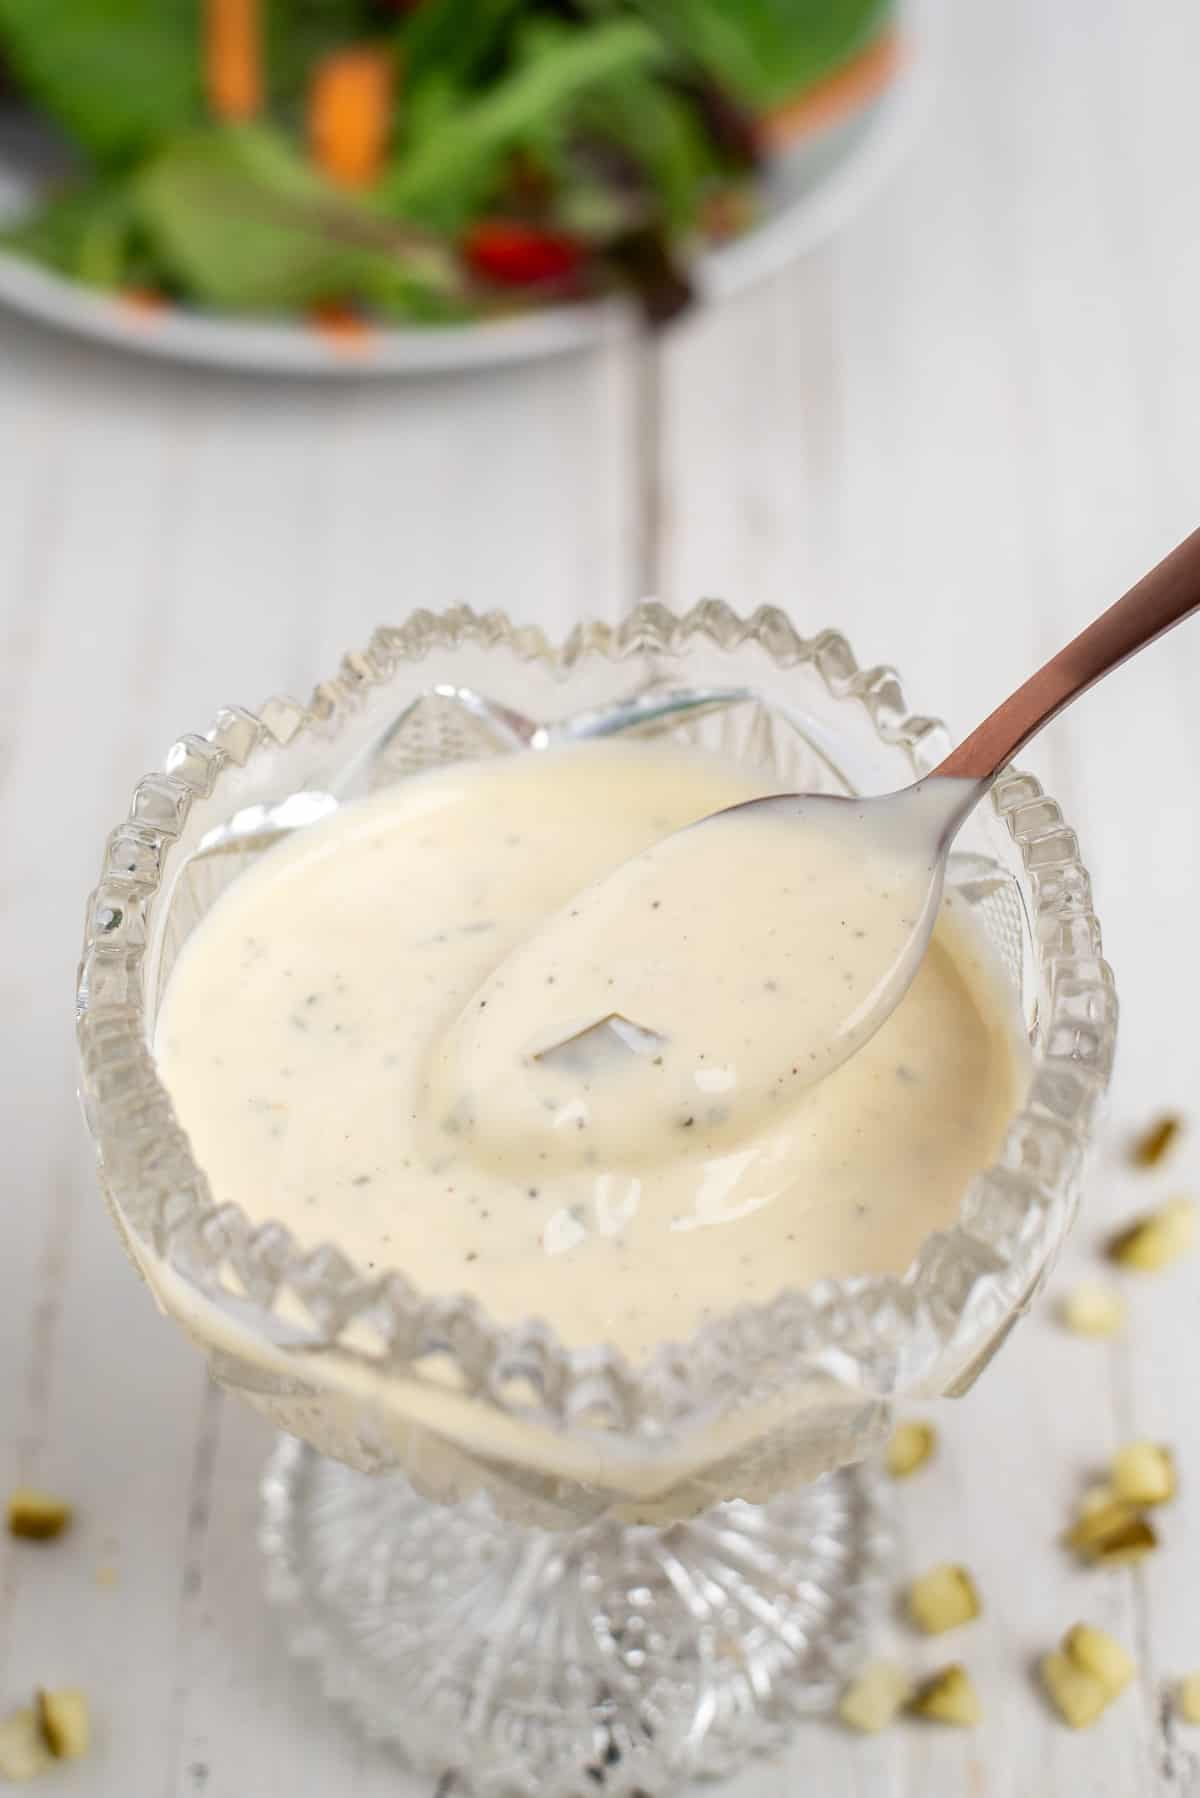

[78,603,1115,1795]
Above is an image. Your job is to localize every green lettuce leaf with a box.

[0,178,142,288]
[384,19,663,230]
[629,0,894,110]
[0,0,202,162]
[400,0,525,96]
[135,123,463,311]
[568,72,720,236]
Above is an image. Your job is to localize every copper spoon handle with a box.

[932,525,1200,782]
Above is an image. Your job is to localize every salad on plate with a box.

[0,0,897,334]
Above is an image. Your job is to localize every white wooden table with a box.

[3,0,1200,1791]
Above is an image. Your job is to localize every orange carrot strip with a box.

[120,287,169,317]
[761,28,901,152]
[309,48,394,191]
[309,301,374,350]
[205,0,262,122]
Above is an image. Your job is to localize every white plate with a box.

[0,15,928,376]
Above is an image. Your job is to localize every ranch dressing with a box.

[155,739,1027,1362]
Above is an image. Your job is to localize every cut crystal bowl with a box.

[77,603,1115,1794]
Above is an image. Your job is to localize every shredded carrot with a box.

[699,187,755,243]
[120,287,169,317]
[309,301,374,350]
[761,28,901,152]
[205,0,262,122]
[309,48,394,190]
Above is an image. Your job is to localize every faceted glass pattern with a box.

[78,603,1115,1791]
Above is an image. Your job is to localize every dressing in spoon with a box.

[431,526,1200,1168]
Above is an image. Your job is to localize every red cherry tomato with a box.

[464,220,585,286]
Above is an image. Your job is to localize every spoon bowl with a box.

[428,778,982,1171]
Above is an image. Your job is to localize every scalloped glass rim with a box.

[77,602,1117,1437]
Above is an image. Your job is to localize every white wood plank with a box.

[0,342,216,1794]
[1036,4,1200,1786]
[167,1399,429,1798]
[651,256,838,620]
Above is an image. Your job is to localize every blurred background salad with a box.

[0,0,897,331]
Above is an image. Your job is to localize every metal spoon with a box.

[439,526,1200,1169]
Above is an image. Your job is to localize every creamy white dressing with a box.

[154,739,1027,1363]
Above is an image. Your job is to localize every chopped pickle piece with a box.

[1176,1673,1200,1725]
[1060,1282,1127,1337]
[909,1664,981,1726]
[1040,1650,1110,1729]
[1111,1441,1176,1507]
[906,1564,982,1635]
[1107,1198,1196,1271]
[886,1421,937,1479]
[1063,1625,1135,1698]
[0,1710,52,1782]
[1066,1499,1158,1564]
[1131,1114,1181,1168]
[6,1490,73,1542]
[838,1661,912,1733]
[35,1689,89,1761]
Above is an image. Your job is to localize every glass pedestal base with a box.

[261,1436,890,1796]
